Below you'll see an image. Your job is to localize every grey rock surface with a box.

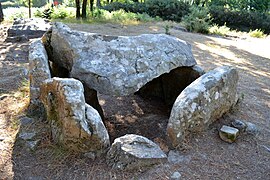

[50,22,196,96]
[170,171,182,180]
[29,39,51,107]
[20,117,34,125]
[26,140,41,151]
[40,77,109,153]
[231,119,247,132]
[246,122,259,135]
[19,132,36,140]
[167,66,239,147]
[7,18,51,41]
[107,134,167,171]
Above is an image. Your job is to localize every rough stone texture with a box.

[40,77,109,153]
[19,132,36,141]
[167,66,238,147]
[107,134,167,171]
[85,103,110,154]
[50,22,196,96]
[219,125,239,143]
[231,119,247,132]
[137,66,203,107]
[29,39,51,107]
[7,18,51,41]
[246,122,259,135]
[170,171,182,180]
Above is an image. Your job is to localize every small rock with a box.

[171,171,181,180]
[20,117,34,125]
[0,136,5,141]
[168,150,191,164]
[27,176,44,180]
[84,152,96,160]
[246,122,259,135]
[219,125,239,143]
[26,140,40,151]
[19,132,36,140]
[261,145,270,153]
[231,119,247,132]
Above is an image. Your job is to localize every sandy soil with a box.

[0,21,269,179]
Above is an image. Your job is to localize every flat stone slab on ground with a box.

[107,134,167,171]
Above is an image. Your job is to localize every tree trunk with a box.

[28,0,31,18]
[96,0,101,8]
[82,0,87,19]
[76,0,81,19]
[90,0,94,12]
[0,3,4,23]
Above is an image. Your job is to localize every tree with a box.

[82,0,87,19]
[90,0,94,12]
[75,0,80,18]
[28,0,31,18]
[0,2,3,23]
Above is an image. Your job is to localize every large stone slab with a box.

[49,22,196,96]
[167,66,238,147]
[40,77,109,153]
[7,18,51,41]
[29,39,51,107]
[107,134,167,171]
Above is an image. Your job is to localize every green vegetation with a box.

[249,29,266,38]
[209,24,231,36]
[181,6,211,33]
[1,0,269,36]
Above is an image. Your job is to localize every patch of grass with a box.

[92,9,157,24]
[209,24,230,36]
[248,29,266,38]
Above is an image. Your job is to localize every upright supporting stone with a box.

[40,77,110,153]
[167,66,239,147]
[28,39,51,110]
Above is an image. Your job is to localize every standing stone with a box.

[40,77,109,153]
[50,22,196,96]
[107,134,167,171]
[29,39,51,108]
[167,66,239,147]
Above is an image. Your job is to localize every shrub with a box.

[34,6,75,19]
[145,0,190,21]
[249,29,266,38]
[102,0,190,22]
[209,24,230,36]
[209,5,270,34]
[91,9,156,23]
[181,6,212,33]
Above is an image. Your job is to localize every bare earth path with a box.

[0,22,269,179]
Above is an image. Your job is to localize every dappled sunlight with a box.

[149,26,160,32]
[207,36,270,59]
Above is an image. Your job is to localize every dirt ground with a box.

[0,21,270,179]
